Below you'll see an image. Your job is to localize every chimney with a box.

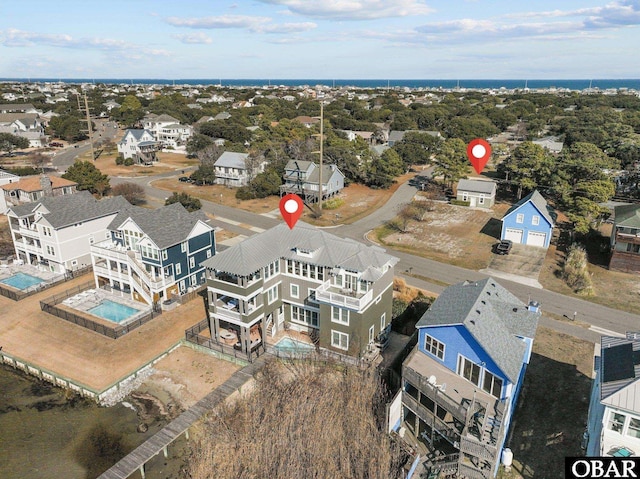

[527,300,540,313]
[40,175,53,197]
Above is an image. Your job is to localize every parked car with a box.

[178,176,190,182]
[49,142,63,147]
[495,240,513,255]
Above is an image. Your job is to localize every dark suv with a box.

[495,240,513,255]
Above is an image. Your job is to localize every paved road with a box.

[50,120,119,171]
[98,163,640,339]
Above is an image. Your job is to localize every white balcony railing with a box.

[315,280,373,311]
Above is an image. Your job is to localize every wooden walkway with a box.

[97,356,268,479]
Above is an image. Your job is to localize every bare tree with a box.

[197,144,223,168]
[110,182,145,205]
[188,360,404,479]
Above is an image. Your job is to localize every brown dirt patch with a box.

[376,202,510,270]
[134,346,240,410]
[152,178,282,214]
[79,147,198,177]
[501,326,593,478]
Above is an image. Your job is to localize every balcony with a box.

[616,232,640,246]
[91,240,129,260]
[315,280,373,311]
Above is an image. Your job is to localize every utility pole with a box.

[78,90,96,161]
[318,100,323,215]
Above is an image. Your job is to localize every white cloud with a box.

[172,32,213,44]
[165,14,316,34]
[0,28,169,56]
[256,0,433,20]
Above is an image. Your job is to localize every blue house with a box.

[398,278,540,478]
[500,190,554,248]
[90,202,215,307]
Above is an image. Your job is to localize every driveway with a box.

[481,243,548,288]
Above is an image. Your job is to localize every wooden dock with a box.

[97,356,267,479]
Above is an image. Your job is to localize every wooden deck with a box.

[97,356,268,479]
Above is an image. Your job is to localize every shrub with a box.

[115,155,124,165]
[562,243,594,295]
[322,197,344,210]
[123,157,134,166]
[450,199,470,207]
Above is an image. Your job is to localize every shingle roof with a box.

[457,179,496,195]
[108,202,212,250]
[122,129,154,142]
[1,175,77,193]
[214,151,249,169]
[614,204,640,229]
[502,190,555,226]
[202,222,398,277]
[416,278,540,382]
[9,191,131,229]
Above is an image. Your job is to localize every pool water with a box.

[88,300,140,324]
[274,337,316,351]
[0,272,45,290]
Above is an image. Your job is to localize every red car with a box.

[49,142,64,147]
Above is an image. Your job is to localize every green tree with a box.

[433,138,469,187]
[186,133,214,156]
[165,192,202,212]
[62,161,110,196]
[110,182,145,205]
[499,142,553,199]
[368,149,405,188]
[393,132,442,166]
[0,133,29,154]
[47,114,85,142]
[112,95,144,127]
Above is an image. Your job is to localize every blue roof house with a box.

[398,278,540,478]
[500,190,555,248]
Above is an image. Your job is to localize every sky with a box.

[0,0,639,79]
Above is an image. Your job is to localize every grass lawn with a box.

[499,326,593,478]
[538,223,640,314]
[374,201,510,270]
[78,147,199,177]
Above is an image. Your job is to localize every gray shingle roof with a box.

[214,151,249,169]
[10,191,131,229]
[416,278,540,382]
[202,222,398,277]
[457,179,496,195]
[614,204,640,229]
[502,189,555,226]
[108,202,212,250]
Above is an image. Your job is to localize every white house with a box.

[0,169,21,214]
[586,333,640,458]
[142,113,192,148]
[117,129,158,164]
[456,179,497,208]
[214,152,264,187]
[280,160,345,203]
[7,191,131,273]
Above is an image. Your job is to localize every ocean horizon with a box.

[1,78,640,91]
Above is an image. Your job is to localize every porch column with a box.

[240,326,249,354]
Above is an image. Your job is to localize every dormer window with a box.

[296,248,313,258]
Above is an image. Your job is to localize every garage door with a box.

[527,231,547,248]
[504,228,523,244]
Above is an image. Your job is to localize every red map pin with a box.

[279,193,304,229]
[467,138,492,174]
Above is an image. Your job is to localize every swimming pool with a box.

[0,272,45,290]
[274,337,316,352]
[88,300,140,324]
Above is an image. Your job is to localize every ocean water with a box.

[1,78,640,91]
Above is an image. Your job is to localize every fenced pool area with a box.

[88,300,141,324]
[0,272,45,290]
[0,263,65,300]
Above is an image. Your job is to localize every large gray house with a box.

[201,222,398,359]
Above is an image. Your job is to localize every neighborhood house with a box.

[609,204,640,273]
[456,179,497,208]
[279,160,345,203]
[500,190,555,248]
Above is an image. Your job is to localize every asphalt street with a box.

[51,150,636,341]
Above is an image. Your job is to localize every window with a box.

[46,245,55,256]
[369,325,375,343]
[71,260,78,266]
[331,306,349,325]
[331,330,349,350]
[376,295,382,304]
[479,194,485,205]
[191,275,197,286]
[462,192,468,201]
[308,288,317,303]
[424,334,445,360]
[105,232,110,239]
[181,241,187,253]
[175,263,182,275]
[628,418,640,439]
[291,306,319,327]
[290,284,299,298]
[179,280,185,293]
[458,356,481,387]
[189,257,195,268]
[532,215,540,226]
[42,226,52,237]
[609,412,626,433]
[516,213,524,224]
[267,285,278,304]
[482,370,503,398]
[206,250,212,258]
[265,260,279,279]
[162,250,168,260]
[381,312,386,330]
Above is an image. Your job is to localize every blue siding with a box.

[189,233,210,252]
[501,200,553,247]
[166,244,188,281]
[417,325,513,399]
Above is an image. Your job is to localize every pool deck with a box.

[60,289,150,326]
[0,273,210,391]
